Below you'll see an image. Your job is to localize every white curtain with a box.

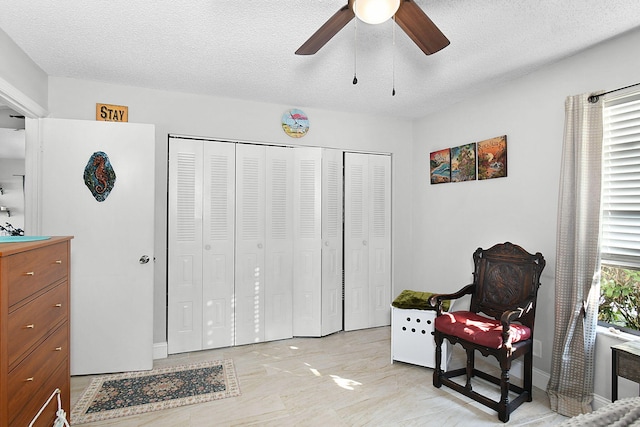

[547,92,603,416]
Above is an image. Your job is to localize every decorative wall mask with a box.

[84,151,116,202]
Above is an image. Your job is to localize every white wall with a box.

[47,77,414,345]
[412,27,640,402]
[0,28,48,115]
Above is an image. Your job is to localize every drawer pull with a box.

[54,303,63,307]
[55,347,62,351]
[25,271,35,276]
[25,377,34,382]
[55,260,62,264]
[25,324,35,329]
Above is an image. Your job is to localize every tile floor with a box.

[70,327,569,426]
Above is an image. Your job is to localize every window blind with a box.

[601,92,640,267]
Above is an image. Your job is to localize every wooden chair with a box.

[429,242,545,423]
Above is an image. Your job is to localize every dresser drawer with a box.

[7,322,69,424]
[6,241,68,306]
[8,354,69,427]
[7,282,68,367]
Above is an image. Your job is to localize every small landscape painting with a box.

[430,149,451,184]
[450,143,476,183]
[477,135,507,180]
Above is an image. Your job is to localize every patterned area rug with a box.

[71,359,240,424]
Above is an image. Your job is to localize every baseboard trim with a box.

[515,361,609,411]
[153,342,168,359]
[592,393,611,410]
[532,365,550,391]
[501,360,550,390]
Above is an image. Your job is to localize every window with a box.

[599,92,640,334]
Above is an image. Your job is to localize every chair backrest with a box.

[469,242,546,332]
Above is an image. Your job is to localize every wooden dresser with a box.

[0,236,72,427]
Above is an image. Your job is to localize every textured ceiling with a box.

[0,1,639,119]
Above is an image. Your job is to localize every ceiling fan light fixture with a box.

[354,0,400,25]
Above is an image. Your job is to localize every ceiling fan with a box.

[295,0,449,56]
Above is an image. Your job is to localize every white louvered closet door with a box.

[168,138,236,354]
[202,141,236,349]
[235,144,294,345]
[168,137,204,354]
[265,146,294,341]
[344,152,391,331]
[321,149,344,336]
[292,148,344,337]
[367,154,392,327]
[235,144,267,345]
[293,147,323,336]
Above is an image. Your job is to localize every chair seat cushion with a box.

[434,311,531,349]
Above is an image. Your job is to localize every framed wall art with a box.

[430,148,451,184]
[477,135,507,180]
[450,143,476,183]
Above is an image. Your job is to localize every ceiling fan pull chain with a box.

[353,17,358,85]
[392,15,396,96]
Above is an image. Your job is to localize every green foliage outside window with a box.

[598,265,640,332]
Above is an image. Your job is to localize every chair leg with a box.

[498,357,512,423]
[433,332,443,388]
[465,349,474,390]
[524,351,533,401]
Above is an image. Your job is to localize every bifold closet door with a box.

[235,144,293,345]
[321,149,344,336]
[293,148,322,336]
[168,138,235,354]
[344,152,392,331]
[293,147,343,337]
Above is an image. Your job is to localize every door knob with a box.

[139,255,150,264]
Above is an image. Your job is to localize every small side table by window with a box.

[611,340,640,402]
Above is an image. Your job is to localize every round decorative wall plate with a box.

[281,109,309,138]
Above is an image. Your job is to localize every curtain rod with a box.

[588,82,640,103]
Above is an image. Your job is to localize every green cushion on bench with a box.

[392,289,450,312]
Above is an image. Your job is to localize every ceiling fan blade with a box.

[295,2,355,55]
[395,0,449,55]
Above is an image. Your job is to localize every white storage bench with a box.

[391,291,453,370]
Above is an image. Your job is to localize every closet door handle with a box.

[257,243,263,249]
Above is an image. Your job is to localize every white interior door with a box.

[344,153,370,331]
[321,149,343,336]
[235,144,267,345]
[168,138,236,354]
[202,141,236,349]
[344,152,392,331]
[168,137,204,353]
[293,147,322,336]
[40,118,155,375]
[368,154,392,327]
[264,146,294,341]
